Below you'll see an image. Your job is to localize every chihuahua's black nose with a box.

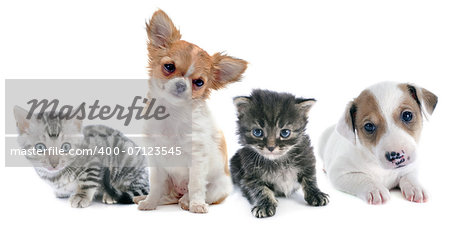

[175,81,187,93]
[267,146,275,152]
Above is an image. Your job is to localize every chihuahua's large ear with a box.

[212,53,248,89]
[336,102,357,144]
[295,98,316,116]
[406,84,438,120]
[13,106,32,134]
[233,96,251,116]
[146,10,181,48]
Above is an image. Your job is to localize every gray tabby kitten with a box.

[13,106,149,208]
[230,89,329,218]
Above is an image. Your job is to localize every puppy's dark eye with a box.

[193,79,204,87]
[364,122,376,134]
[280,129,291,138]
[163,63,176,73]
[401,111,413,123]
[252,128,263,138]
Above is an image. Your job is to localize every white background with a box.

[1,0,449,227]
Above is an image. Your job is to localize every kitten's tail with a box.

[102,168,146,204]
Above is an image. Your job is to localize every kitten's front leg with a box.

[399,172,428,203]
[241,178,278,218]
[188,157,208,213]
[137,167,167,210]
[298,169,329,206]
[69,171,100,208]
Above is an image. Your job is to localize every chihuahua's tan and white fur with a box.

[133,10,247,213]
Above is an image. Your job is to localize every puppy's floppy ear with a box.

[146,10,181,48]
[406,84,438,120]
[336,102,357,144]
[211,53,248,89]
[13,106,33,134]
[295,98,316,116]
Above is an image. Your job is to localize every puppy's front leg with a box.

[188,157,208,213]
[333,172,390,205]
[399,172,428,203]
[138,167,167,210]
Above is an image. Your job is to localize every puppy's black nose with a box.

[385,151,405,165]
[267,147,275,152]
[175,81,187,93]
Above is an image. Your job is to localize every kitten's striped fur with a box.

[14,106,149,208]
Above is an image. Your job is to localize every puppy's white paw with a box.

[137,200,157,211]
[362,187,390,205]
[189,202,209,213]
[132,195,147,204]
[69,194,92,208]
[179,194,189,211]
[401,183,428,203]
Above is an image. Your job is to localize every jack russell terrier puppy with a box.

[133,10,247,213]
[319,82,437,204]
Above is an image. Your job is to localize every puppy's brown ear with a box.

[406,84,438,119]
[336,102,357,144]
[146,10,181,48]
[211,53,247,89]
[295,98,316,116]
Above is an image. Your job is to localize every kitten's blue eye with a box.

[280,129,291,138]
[364,122,376,134]
[193,79,204,87]
[252,128,263,137]
[61,142,71,152]
[35,143,46,152]
[401,111,413,123]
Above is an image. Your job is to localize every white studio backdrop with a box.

[1,1,449,228]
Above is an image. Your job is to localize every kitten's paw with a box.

[102,193,117,204]
[55,193,70,198]
[179,194,189,211]
[189,202,209,213]
[362,186,390,205]
[137,200,157,211]
[69,194,92,208]
[305,191,329,206]
[251,204,276,218]
[132,195,147,204]
[401,183,428,203]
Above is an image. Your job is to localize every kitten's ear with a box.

[336,102,357,144]
[13,106,33,134]
[295,98,316,115]
[146,10,181,48]
[211,53,248,89]
[405,84,438,120]
[62,118,83,133]
[233,96,251,115]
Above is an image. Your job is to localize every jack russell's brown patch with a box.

[349,90,387,149]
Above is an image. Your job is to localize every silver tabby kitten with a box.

[230,89,329,218]
[13,106,149,208]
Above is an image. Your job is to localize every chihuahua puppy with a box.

[133,10,247,213]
